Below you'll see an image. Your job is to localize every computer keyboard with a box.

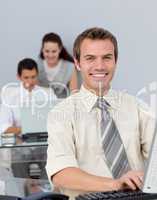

[22,132,48,142]
[76,190,157,200]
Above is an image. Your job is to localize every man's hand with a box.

[115,170,144,190]
[5,126,21,135]
[52,167,144,193]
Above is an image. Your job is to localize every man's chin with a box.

[25,86,35,92]
[29,86,35,91]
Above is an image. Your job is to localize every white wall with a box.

[0,0,157,99]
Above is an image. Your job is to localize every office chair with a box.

[22,192,69,200]
[0,195,21,200]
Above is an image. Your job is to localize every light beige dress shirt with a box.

[46,86,156,199]
[0,83,57,133]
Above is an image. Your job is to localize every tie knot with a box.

[97,97,110,111]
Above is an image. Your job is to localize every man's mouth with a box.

[90,72,109,78]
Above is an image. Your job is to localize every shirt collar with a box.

[79,85,119,112]
[19,82,39,94]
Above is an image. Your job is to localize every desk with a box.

[0,141,52,198]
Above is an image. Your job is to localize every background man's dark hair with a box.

[17,58,38,76]
[73,27,118,62]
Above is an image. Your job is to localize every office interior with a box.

[0,0,157,199]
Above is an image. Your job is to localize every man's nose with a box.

[27,79,34,85]
[95,59,105,70]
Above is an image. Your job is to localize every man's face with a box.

[75,39,116,95]
[18,68,38,91]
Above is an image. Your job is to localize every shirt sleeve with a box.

[137,99,156,159]
[0,103,14,133]
[46,107,78,183]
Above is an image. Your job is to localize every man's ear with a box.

[74,58,81,71]
[16,74,20,81]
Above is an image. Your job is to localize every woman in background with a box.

[38,32,78,98]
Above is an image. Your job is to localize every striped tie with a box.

[97,97,131,178]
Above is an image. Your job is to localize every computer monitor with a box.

[20,100,59,134]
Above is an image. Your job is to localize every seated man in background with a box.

[0,58,56,197]
[0,58,57,135]
[46,27,156,200]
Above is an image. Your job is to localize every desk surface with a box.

[0,141,47,148]
[0,133,48,148]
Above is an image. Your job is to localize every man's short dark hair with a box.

[17,58,38,76]
[73,27,118,63]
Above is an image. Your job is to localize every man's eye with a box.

[104,56,113,60]
[86,57,94,61]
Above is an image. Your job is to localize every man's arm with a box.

[52,167,143,192]
[0,102,21,134]
[46,104,143,193]
[137,100,156,159]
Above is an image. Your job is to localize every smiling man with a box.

[46,27,155,199]
[74,34,117,96]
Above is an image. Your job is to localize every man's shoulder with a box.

[114,89,152,113]
[109,89,140,111]
[35,85,50,93]
[1,85,20,103]
[110,89,137,102]
[49,91,81,113]
[35,85,57,97]
[117,90,147,107]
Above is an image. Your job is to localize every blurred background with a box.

[0,0,157,101]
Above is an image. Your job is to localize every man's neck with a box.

[83,84,110,97]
